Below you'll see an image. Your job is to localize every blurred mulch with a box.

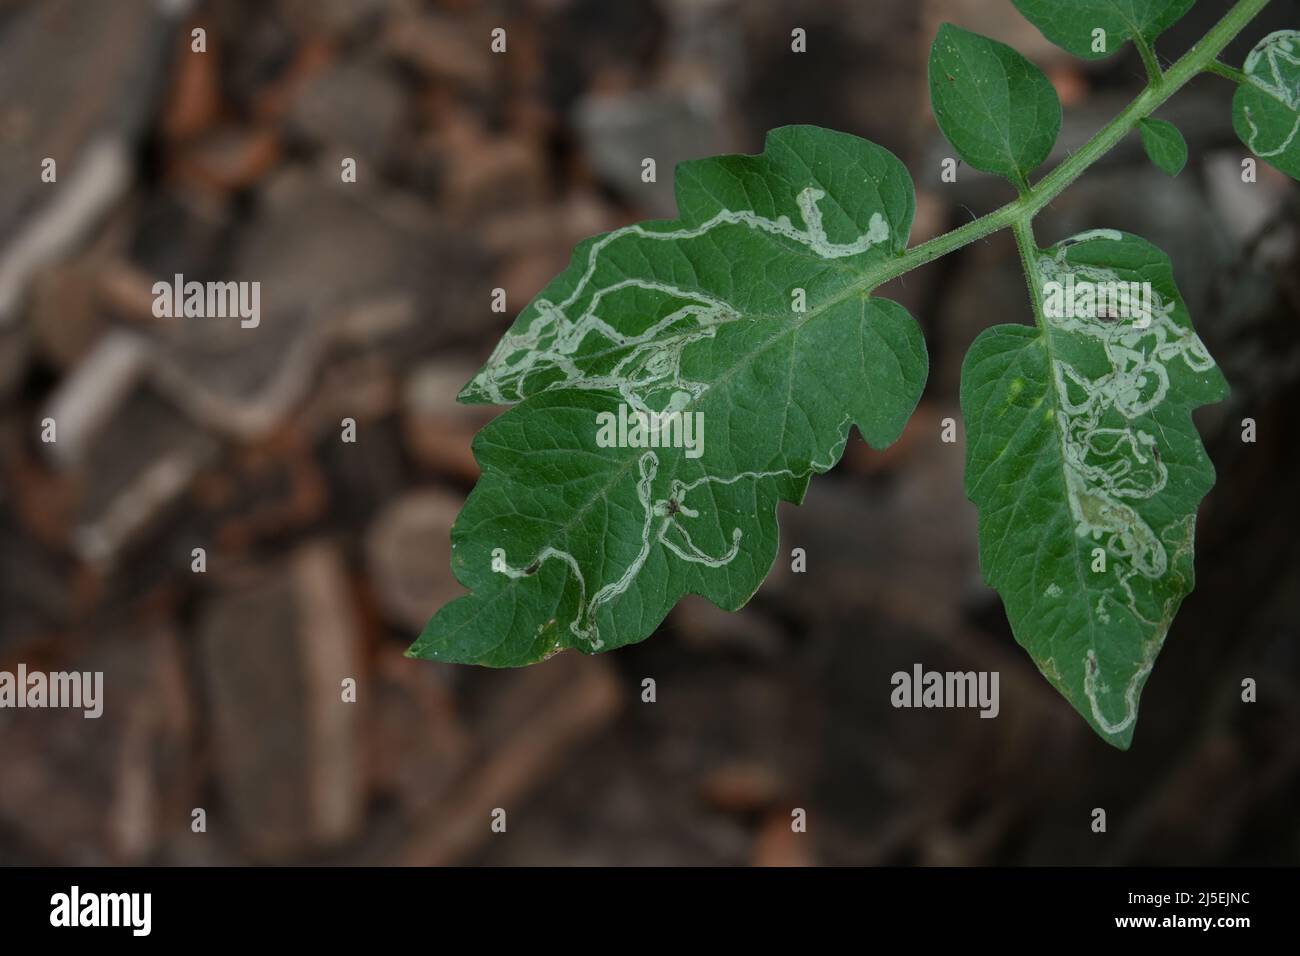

[0,0,1297,867]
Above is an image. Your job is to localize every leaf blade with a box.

[412,126,928,666]
[1232,30,1300,180]
[961,229,1227,748]
[929,24,1062,184]
[1011,0,1197,60]
[1138,117,1189,175]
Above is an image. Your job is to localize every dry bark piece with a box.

[286,59,405,170]
[0,0,182,327]
[40,331,152,469]
[159,15,223,142]
[383,13,494,88]
[364,488,466,632]
[70,386,218,566]
[200,426,329,553]
[28,262,105,370]
[139,179,491,439]
[0,323,28,401]
[171,125,282,193]
[366,644,470,815]
[0,624,196,864]
[699,762,786,815]
[197,541,364,861]
[752,807,816,867]
[573,87,734,218]
[399,653,621,865]
[402,358,495,483]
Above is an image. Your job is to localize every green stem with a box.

[1011,216,1048,330]
[1135,34,1164,87]
[1205,59,1250,85]
[856,0,1271,294]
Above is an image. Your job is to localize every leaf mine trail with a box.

[465,186,891,411]
[415,0,1285,749]
[413,126,927,671]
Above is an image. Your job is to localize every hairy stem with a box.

[1205,59,1250,84]
[1134,34,1165,86]
[858,0,1271,293]
[1011,216,1048,330]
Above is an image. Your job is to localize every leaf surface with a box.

[1232,30,1300,180]
[1138,117,1188,176]
[1011,0,1197,60]
[411,126,928,666]
[929,23,1062,185]
[961,229,1226,748]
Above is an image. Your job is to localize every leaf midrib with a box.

[1032,325,1106,686]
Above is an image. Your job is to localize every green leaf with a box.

[961,229,1227,749]
[410,126,928,666]
[1232,30,1300,180]
[929,23,1062,185]
[1138,117,1188,175]
[1011,0,1196,60]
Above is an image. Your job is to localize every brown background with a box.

[0,0,1297,865]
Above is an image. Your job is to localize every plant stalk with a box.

[1011,216,1048,330]
[857,0,1271,294]
[1205,59,1250,84]
[1134,35,1165,86]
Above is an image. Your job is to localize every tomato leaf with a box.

[929,23,1062,186]
[1232,30,1300,180]
[1011,0,1197,60]
[962,229,1227,748]
[410,126,928,666]
[1139,117,1189,176]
